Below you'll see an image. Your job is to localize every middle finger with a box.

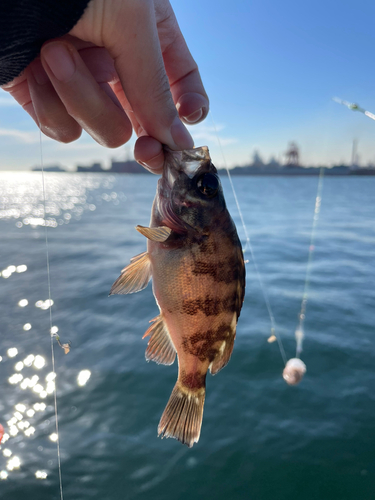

[40,40,133,148]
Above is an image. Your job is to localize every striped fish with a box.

[110,146,245,447]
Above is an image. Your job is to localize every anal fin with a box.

[143,315,176,365]
[136,225,172,242]
[109,251,151,295]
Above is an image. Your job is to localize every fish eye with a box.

[196,173,219,198]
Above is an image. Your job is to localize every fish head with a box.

[155,146,226,233]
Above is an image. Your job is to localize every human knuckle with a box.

[154,0,174,24]
[156,10,179,48]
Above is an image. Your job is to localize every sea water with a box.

[0,173,374,500]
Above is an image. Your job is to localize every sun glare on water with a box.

[1,262,93,481]
[0,173,120,483]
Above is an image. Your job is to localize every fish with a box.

[110,146,245,447]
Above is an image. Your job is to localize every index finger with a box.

[155,3,209,124]
[102,0,194,151]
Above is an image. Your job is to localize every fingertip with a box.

[170,117,194,150]
[26,63,83,143]
[55,125,83,144]
[98,124,132,148]
[41,41,77,83]
[38,122,82,143]
[177,93,209,125]
[182,108,203,124]
[134,136,164,174]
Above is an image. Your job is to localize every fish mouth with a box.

[163,146,211,188]
[157,146,214,234]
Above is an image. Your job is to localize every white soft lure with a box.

[282,358,307,386]
[332,97,375,121]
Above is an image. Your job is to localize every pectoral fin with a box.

[109,251,151,295]
[143,315,176,365]
[136,225,172,242]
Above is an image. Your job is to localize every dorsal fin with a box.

[109,251,151,295]
[143,315,176,365]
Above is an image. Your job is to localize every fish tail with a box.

[158,380,205,448]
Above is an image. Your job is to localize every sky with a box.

[1,0,375,170]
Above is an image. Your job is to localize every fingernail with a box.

[138,160,149,168]
[182,108,203,124]
[137,152,164,172]
[30,59,49,85]
[170,117,194,150]
[42,43,76,82]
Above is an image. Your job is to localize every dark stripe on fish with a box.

[181,323,231,362]
[180,370,206,390]
[196,239,217,255]
[181,292,238,316]
[192,260,239,284]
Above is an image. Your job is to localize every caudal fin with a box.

[158,382,205,448]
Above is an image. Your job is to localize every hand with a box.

[1,0,209,173]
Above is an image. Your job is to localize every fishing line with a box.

[209,112,287,366]
[294,167,325,358]
[39,128,64,500]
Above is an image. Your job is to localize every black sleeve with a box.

[0,0,91,85]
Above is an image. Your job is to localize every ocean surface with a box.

[0,172,374,500]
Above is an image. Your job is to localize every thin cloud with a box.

[0,128,39,143]
[187,123,238,146]
[54,142,101,151]
[0,96,19,108]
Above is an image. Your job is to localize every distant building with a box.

[32,165,66,172]
[76,162,104,172]
[350,167,375,176]
[350,139,359,170]
[285,142,300,166]
[75,159,152,174]
[267,157,281,169]
[251,150,264,168]
[328,165,350,175]
[109,160,151,174]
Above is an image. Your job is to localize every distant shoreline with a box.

[218,167,375,176]
[31,165,375,176]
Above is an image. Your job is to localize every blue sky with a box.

[1,0,375,170]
